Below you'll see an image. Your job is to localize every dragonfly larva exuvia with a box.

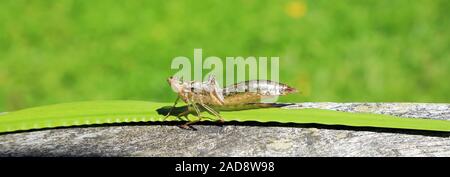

[158,75,297,129]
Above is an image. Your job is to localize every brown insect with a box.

[162,75,297,128]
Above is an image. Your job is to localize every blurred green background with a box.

[0,0,449,111]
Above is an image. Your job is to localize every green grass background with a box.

[0,0,449,111]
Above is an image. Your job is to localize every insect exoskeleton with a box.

[221,80,298,106]
[167,75,224,106]
[165,75,298,129]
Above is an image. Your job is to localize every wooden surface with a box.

[0,103,449,156]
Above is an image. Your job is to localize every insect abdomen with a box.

[223,80,297,96]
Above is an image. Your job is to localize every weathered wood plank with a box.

[0,103,449,156]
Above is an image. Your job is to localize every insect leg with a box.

[179,99,204,129]
[190,101,203,120]
[199,102,224,123]
[164,95,180,120]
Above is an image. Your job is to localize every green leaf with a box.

[0,101,449,133]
